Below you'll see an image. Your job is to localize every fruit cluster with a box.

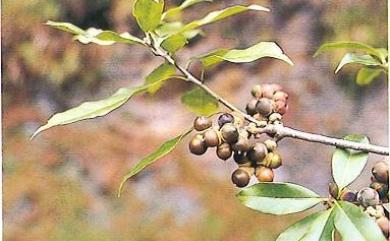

[329,159,389,237]
[245,83,288,125]
[189,112,282,188]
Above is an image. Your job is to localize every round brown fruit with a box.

[193,116,212,131]
[274,100,288,115]
[218,113,234,127]
[255,98,274,116]
[262,152,282,168]
[246,99,258,116]
[273,91,288,102]
[328,183,339,199]
[217,143,232,160]
[372,160,389,183]
[221,123,239,144]
[357,187,380,207]
[255,166,274,182]
[231,168,250,187]
[204,129,220,147]
[189,134,207,155]
[233,151,250,165]
[251,85,263,98]
[339,189,357,202]
[231,135,250,152]
[370,182,389,199]
[247,143,268,163]
[261,84,277,99]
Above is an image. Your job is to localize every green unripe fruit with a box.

[193,116,212,131]
[370,182,389,199]
[217,143,232,160]
[376,217,389,237]
[255,166,274,182]
[218,113,234,127]
[255,98,273,116]
[247,143,268,163]
[231,168,250,187]
[231,135,250,152]
[251,85,263,98]
[357,187,380,207]
[204,129,220,147]
[328,183,339,199]
[372,161,389,183]
[189,134,207,155]
[262,152,282,168]
[246,99,258,116]
[220,123,239,144]
[339,189,357,202]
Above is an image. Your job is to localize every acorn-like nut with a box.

[231,168,250,187]
[189,134,207,155]
[262,152,282,168]
[247,143,268,163]
[218,113,234,127]
[376,217,389,237]
[274,100,288,115]
[370,182,389,199]
[357,187,380,207]
[328,183,339,199]
[264,139,277,151]
[339,189,357,202]
[233,151,250,165]
[246,99,258,116]
[231,135,250,152]
[255,166,274,182]
[273,91,288,102]
[251,85,263,98]
[204,129,220,147]
[217,143,232,160]
[221,123,239,144]
[193,116,212,131]
[255,98,274,116]
[372,161,389,183]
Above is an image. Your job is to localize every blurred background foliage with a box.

[2,0,388,241]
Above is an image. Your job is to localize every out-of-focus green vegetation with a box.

[2,1,388,241]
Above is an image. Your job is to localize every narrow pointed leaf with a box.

[163,0,212,20]
[133,0,164,32]
[276,208,335,241]
[118,130,191,197]
[46,21,143,45]
[334,201,386,241]
[181,87,219,115]
[145,62,176,94]
[237,183,325,215]
[196,42,293,68]
[356,67,383,86]
[332,135,369,190]
[156,21,203,39]
[176,4,269,33]
[314,41,384,61]
[335,53,381,73]
[31,84,155,139]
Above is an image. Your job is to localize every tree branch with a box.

[151,44,389,156]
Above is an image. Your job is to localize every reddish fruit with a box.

[256,166,274,182]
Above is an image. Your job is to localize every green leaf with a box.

[356,68,383,86]
[314,41,385,61]
[181,87,219,116]
[133,0,164,32]
[276,208,335,241]
[334,201,386,241]
[46,21,143,45]
[145,62,176,94]
[118,130,192,197]
[161,34,187,54]
[156,22,203,39]
[196,42,293,68]
[175,4,269,34]
[163,0,212,20]
[335,53,381,73]
[31,83,158,139]
[331,135,369,190]
[236,183,325,215]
